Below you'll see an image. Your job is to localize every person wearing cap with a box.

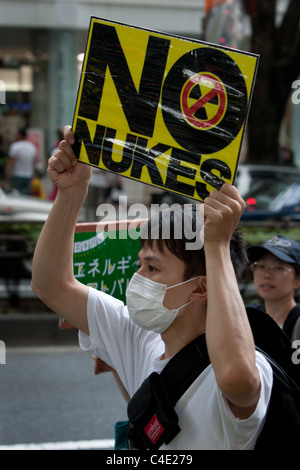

[248,235,300,340]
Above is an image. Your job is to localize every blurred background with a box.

[0,0,300,449]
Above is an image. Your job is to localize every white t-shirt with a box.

[79,287,273,450]
[8,140,37,178]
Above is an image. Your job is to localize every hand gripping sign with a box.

[72,17,259,201]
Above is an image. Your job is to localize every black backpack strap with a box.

[160,333,210,405]
[127,333,210,449]
[128,308,300,450]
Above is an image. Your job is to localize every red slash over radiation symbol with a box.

[181,73,227,129]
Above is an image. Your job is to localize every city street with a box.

[0,345,128,450]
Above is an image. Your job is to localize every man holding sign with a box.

[31,125,272,449]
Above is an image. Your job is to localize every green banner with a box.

[73,229,141,303]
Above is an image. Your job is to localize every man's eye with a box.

[274,266,284,272]
[148,265,156,272]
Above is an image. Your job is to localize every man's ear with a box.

[190,276,207,302]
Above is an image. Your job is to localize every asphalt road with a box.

[0,345,128,449]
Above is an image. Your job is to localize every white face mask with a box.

[126,273,200,334]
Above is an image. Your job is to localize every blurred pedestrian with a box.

[6,128,37,195]
[0,135,7,186]
[248,235,300,340]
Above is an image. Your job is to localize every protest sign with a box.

[73,227,140,302]
[59,221,142,330]
[72,17,259,201]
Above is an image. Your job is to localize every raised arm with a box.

[31,126,92,334]
[203,184,261,418]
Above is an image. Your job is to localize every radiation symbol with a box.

[181,73,227,130]
[162,47,248,155]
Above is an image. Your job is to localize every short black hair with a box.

[18,128,27,139]
[140,204,248,281]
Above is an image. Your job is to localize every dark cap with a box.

[248,235,300,267]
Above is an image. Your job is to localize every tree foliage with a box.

[245,0,300,163]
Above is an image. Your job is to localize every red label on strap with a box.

[144,414,165,444]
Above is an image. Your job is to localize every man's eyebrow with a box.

[137,254,163,264]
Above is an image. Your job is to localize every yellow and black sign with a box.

[72,17,259,201]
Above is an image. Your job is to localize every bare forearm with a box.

[31,128,92,332]
[31,186,87,301]
[205,244,254,362]
[205,243,258,405]
[202,185,260,409]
